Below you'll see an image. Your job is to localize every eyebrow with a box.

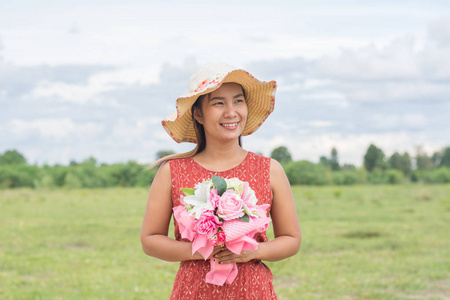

[209,93,245,102]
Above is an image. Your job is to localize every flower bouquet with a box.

[173,175,272,286]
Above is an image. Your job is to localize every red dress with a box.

[169,152,277,300]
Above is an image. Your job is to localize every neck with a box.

[194,138,247,168]
[203,139,245,160]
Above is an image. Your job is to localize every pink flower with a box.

[194,210,222,238]
[209,188,220,209]
[217,190,245,220]
[217,231,226,242]
[210,230,226,246]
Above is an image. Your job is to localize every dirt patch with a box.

[65,242,92,250]
[342,231,384,239]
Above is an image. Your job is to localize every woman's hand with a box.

[212,245,259,264]
[192,245,229,261]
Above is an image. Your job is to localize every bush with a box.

[416,168,450,184]
[33,174,55,189]
[284,160,329,185]
[385,169,404,184]
[367,169,386,184]
[356,167,368,184]
[366,169,404,184]
[331,171,358,185]
[64,172,83,189]
[0,165,42,188]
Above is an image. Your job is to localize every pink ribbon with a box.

[206,258,238,285]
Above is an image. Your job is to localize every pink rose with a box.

[194,210,222,238]
[217,190,245,220]
[210,230,226,246]
[209,188,220,209]
[217,231,226,242]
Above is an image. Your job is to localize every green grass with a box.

[1,185,449,299]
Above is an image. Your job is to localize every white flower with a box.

[183,180,214,219]
[226,178,244,195]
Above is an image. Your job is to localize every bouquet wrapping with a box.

[173,175,272,286]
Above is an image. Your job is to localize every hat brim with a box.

[162,69,277,143]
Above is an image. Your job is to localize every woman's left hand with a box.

[213,246,259,264]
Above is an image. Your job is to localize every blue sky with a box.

[1,0,449,165]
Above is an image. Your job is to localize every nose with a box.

[223,102,237,118]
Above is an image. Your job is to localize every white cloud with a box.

[368,113,427,131]
[245,131,446,166]
[1,3,450,165]
[308,120,334,128]
[317,36,421,80]
[9,118,104,139]
[30,73,118,104]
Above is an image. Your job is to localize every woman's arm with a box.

[214,158,301,264]
[140,162,213,262]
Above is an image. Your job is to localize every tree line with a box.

[0,151,156,189]
[271,144,450,185]
[0,145,449,189]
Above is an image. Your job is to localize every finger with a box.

[214,252,238,263]
[209,248,224,258]
[214,249,233,258]
[215,255,240,264]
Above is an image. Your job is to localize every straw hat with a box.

[162,62,277,143]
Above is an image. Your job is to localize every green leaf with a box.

[180,188,195,196]
[212,175,227,196]
[238,214,250,223]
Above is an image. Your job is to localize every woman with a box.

[141,62,301,299]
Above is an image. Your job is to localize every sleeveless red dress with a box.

[169,152,277,300]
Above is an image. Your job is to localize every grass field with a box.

[1,185,449,299]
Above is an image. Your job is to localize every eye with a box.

[212,101,224,106]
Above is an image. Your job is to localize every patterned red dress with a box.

[169,151,277,300]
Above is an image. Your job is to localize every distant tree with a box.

[431,151,442,167]
[330,147,340,171]
[270,146,292,164]
[399,152,412,175]
[388,152,411,175]
[415,147,434,170]
[319,156,330,168]
[341,163,356,171]
[0,150,27,165]
[440,147,450,167]
[363,144,387,172]
[81,156,97,167]
[388,152,402,169]
[156,150,175,160]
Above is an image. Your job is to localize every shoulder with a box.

[155,160,171,180]
[269,158,289,188]
[269,158,286,176]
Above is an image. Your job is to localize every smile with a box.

[221,122,239,128]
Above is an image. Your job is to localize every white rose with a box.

[226,178,244,195]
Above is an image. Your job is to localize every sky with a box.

[1,0,449,166]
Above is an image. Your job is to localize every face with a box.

[194,83,248,143]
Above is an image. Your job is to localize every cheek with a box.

[240,106,248,120]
